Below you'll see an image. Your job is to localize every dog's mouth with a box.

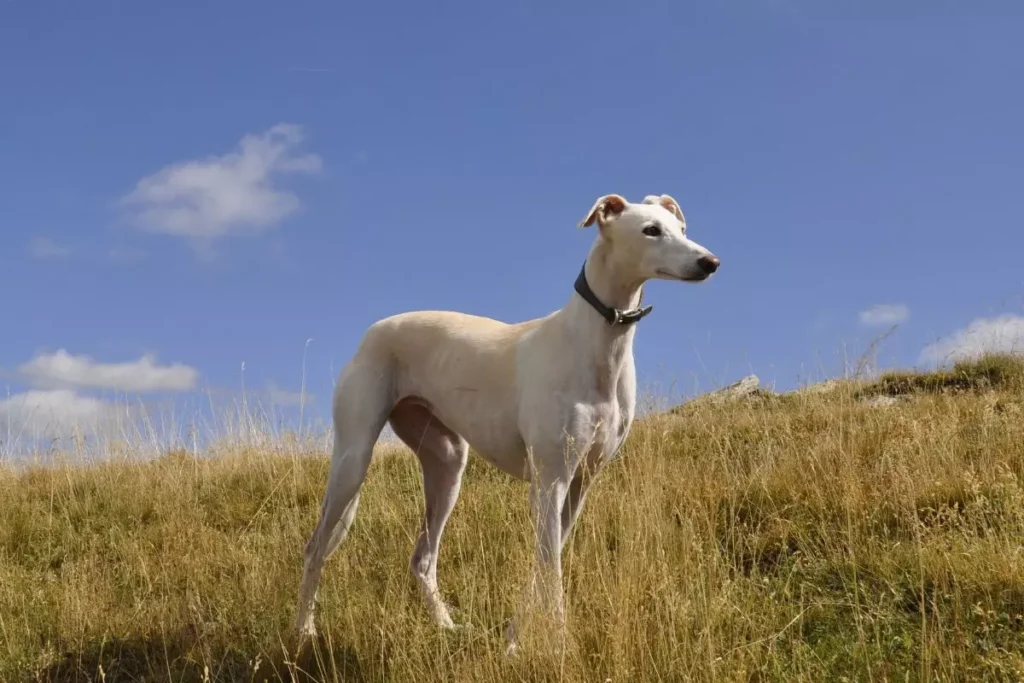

[656,269,709,283]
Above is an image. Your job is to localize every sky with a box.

[2,0,1023,445]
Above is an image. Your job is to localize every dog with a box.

[294,192,720,652]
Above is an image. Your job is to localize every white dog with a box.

[295,192,720,651]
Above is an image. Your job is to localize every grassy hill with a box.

[2,354,1024,682]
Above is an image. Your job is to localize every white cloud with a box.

[118,123,321,244]
[919,314,1024,366]
[18,350,199,393]
[264,382,312,407]
[0,389,118,437]
[859,304,909,327]
[28,237,71,259]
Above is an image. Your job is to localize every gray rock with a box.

[793,379,843,395]
[700,374,765,404]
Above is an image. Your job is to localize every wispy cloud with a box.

[28,237,71,259]
[18,350,199,393]
[859,304,909,327]
[118,123,321,251]
[919,314,1024,366]
[108,246,148,264]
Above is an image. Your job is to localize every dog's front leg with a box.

[506,468,569,655]
[530,473,569,620]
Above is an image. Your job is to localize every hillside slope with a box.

[2,355,1023,682]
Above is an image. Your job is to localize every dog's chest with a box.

[589,353,635,456]
[574,402,631,475]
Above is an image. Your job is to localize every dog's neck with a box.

[564,239,647,348]
[578,239,646,320]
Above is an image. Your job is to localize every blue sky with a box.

[2,1,1023,441]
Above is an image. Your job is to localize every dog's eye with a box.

[642,224,662,237]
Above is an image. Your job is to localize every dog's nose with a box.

[697,255,720,274]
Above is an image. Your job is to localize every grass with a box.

[857,353,1024,399]
[2,354,1024,682]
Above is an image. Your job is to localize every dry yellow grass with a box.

[2,355,1024,682]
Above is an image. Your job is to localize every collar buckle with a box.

[573,262,653,326]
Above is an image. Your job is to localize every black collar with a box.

[573,262,653,326]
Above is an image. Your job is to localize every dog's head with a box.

[578,193,720,283]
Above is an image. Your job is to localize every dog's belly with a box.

[407,392,530,481]
[461,430,530,480]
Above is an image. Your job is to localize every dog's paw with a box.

[296,617,317,642]
[447,620,473,635]
[503,619,519,657]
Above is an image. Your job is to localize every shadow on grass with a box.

[35,629,367,683]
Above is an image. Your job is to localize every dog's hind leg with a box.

[389,398,469,629]
[295,361,392,638]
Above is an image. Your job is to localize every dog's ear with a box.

[643,194,684,222]
[578,194,628,229]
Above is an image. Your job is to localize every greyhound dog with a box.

[295,192,720,651]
